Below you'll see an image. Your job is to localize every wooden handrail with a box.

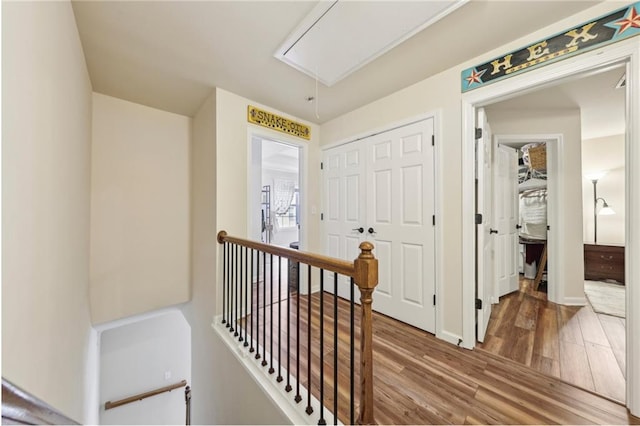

[104,380,187,410]
[217,230,378,424]
[2,377,80,424]
[217,231,355,277]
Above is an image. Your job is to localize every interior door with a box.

[476,108,494,342]
[495,145,519,297]
[322,142,366,300]
[366,118,436,332]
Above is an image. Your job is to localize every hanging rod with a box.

[104,380,187,410]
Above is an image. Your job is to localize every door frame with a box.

[493,134,562,305]
[320,111,449,341]
[461,37,639,414]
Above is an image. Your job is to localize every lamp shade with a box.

[585,171,608,181]
[599,205,616,215]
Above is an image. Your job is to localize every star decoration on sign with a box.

[465,68,486,88]
[609,6,640,36]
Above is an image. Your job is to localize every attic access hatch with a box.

[275,0,467,87]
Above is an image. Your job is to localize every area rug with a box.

[584,280,625,318]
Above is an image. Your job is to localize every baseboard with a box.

[562,296,587,306]
[437,329,465,348]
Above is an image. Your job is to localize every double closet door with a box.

[322,118,436,333]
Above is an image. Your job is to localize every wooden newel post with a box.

[354,241,378,425]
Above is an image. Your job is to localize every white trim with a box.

[433,110,445,344]
[321,111,440,151]
[625,46,640,417]
[436,330,463,347]
[462,37,640,416]
[494,134,562,305]
[561,296,587,306]
[213,318,334,425]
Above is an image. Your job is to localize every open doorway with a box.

[476,65,627,403]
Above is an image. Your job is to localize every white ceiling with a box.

[486,65,626,140]
[71,0,605,124]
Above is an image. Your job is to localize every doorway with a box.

[476,65,627,402]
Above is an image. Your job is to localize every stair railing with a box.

[217,230,378,425]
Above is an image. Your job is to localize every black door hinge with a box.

[475,128,482,139]
[320,162,324,170]
[431,135,435,146]
[475,213,483,225]
[320,213,324,221]
[433,294,436,306]
[475,298,483,310]
[432,215,435,226]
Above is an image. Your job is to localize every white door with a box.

[476,108,494,342]
[322,118,436,333]
[323,142,366,300]
[495,145,519,297]
[366,119,435,332]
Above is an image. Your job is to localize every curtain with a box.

[272,179,295,214]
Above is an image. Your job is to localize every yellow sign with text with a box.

[247,105,310,140]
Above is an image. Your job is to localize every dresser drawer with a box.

[584,244,625,284]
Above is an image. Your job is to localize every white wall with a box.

[90,93,191,324]
[318,2,624,337]
[216,88,321,253]
[183,91,290,424]
[99,310,191,425]
[582,134,625,245]
[1,1,94,421]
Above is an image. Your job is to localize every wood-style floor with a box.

[231,280,639,424]
[478,276,627,403]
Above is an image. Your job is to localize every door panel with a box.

[496,145,519,297]
[476,108,494,343]
[366,119,435,332]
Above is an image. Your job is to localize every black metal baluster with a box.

[318,270,325,425]
[234,244,239,337]
[269,253,275,374]
[222,242,227,325]
[228,243,232,328]
[238,246,244,342]
[295,260,301,403]
[333,273,338,425]
[285,257,292,393]
[250,249,255,354]
[230,244,235,334]
[255,249,261,360]
[306,265,313,415]
[350,277,355,426]
[277,255,283,382]
[244,246,249,347]
[262,251,267,367]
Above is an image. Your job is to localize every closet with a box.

[322,117,436,333]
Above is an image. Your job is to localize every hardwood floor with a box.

[478,276,627,403]
[233,285,639,424]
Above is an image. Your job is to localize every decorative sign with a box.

[247,105,311,140]
[462,2,640,92]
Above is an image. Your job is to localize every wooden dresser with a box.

[584,244,625,284]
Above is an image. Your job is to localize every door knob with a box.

[368,227,376,235]
[352,227,364,234]
[489,228,498,235]
[515,224,522,230]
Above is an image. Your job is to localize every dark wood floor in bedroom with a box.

[477,276,626,402]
